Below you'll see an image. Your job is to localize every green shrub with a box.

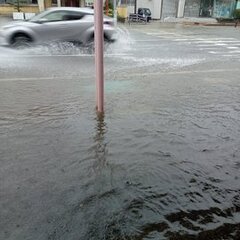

[233,9,240,19]
[117,15,126,23]
[104,8,114,17]
[216,18,235,23]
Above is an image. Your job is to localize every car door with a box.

[31,10,72,42]
[55,11,94,42]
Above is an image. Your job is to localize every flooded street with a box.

[0,23,240,239]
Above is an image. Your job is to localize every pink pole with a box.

[94,0,104,113]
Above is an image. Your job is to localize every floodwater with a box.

[0,24,240,240]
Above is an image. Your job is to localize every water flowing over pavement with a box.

[0,23,240,240]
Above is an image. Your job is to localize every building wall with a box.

[134,0,237,19]
[133,0,186,19]
[132,0,237,19]
[132,0,181,20]
[161,0,179,19]
[212,0,236,18]
[153,0,161,19]
[137,0,155,17]
[177,0,186,17]
[184,0,201,17]
[0,4,39,14]
[184,0,236,18]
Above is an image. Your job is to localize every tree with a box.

[7,0,27,12]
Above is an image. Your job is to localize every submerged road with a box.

[0,22,240,240]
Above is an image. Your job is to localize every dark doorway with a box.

[199,0,214,17]
[65,0,79,7]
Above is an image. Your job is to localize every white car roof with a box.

[47,7,94,14]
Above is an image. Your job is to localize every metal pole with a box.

[94,0,104,113]
[113,0,117,26]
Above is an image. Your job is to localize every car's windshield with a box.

[144,9,151,15]
[29,10,52,22]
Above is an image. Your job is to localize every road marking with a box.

[198,44,219,47]
[222,54,237,57]
[145,31,240,57]
[173,39,192,41]
[196,40,240,44]
[146,32,179,36]
[214,43,227,46]
[228,50,240,53]
[17,54,94,57]
[133,39,163,42]
[3,53,131,58]
[226,46,239,49]
[1,68,240,82]
[199,48,220,50]
[0,75,93,82]
[226,43,240,46]
[123,68,240,78]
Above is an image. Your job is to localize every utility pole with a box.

[94,0,104,114]
[134,0,137,14]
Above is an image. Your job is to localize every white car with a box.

[0,7,116,47]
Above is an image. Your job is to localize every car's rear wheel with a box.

[85,35,95,53]
[11,33,32,49]
[86,35,112,53]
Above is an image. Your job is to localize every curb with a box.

[181,21,237,27]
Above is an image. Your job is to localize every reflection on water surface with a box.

[1,73,239,240]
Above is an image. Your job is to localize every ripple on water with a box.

[1,26,240,240]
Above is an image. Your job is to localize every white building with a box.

[122,0,238,20]
[121,0,186,19]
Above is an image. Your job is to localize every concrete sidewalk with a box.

[163,17,217,24]
[162,16,236,26]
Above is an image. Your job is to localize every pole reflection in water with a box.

[86,112,115,239]
[93,112,108,172]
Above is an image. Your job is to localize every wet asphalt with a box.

[0,21,240,240]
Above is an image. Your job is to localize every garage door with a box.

[184,0,201,17]
[161,0,178,19]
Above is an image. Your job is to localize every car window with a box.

[145,9,151,15]
[61,11,85,21]
[29,10,51,22]
[29,10,92,23]
[41,11,67,22]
